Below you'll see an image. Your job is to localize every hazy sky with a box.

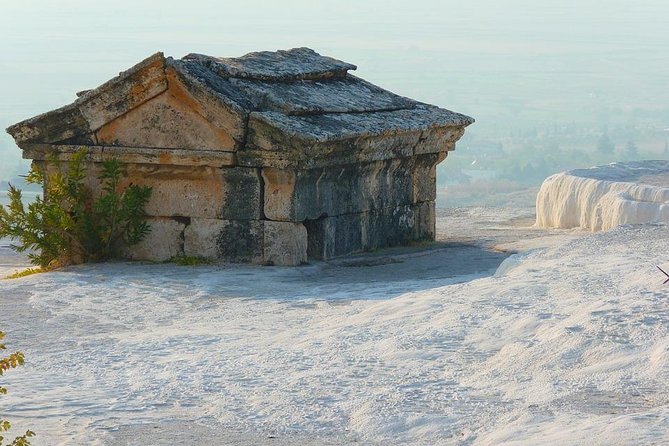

[1,0,667,179]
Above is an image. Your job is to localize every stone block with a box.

[5,53,168,146]
[184,48,356,82]
[220,168,263,220]
[53,162,261,221]
[22,144,235,168]
[165,64,244,147]
[214,220,265,263]
[116,165,261,220]
[241,129,418,169]
[122,165,224,219]
[352,132,418,162]
[184,218,227,259]
[305,214,362,260]
[262,158,417,221]
[415,201,436,240]
[7,105,92,146]
[244,105,473,169]
[412,154,440,203]
[263,221,308,266]
[304,202,435,260]
[261,168,296,221]
[124,217,185,262]
[185,218,307,266]
[413,126,465,155]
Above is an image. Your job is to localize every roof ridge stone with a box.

[183,47,356,81]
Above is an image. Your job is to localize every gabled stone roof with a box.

[7,48,473,168]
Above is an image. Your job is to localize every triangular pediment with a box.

[6,53,246,151]
[94,68,236,150]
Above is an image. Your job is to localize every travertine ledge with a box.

[536,161,669,231]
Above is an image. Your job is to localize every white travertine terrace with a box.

[536,161,669,231]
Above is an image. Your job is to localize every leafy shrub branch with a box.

[0,150,152,267]
[0,331,34,445]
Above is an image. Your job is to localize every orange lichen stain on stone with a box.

[158,152,172,164]
[130,82,149,102]
[95,116,123,145]
[165,69,205,115]
[124,57,168,108]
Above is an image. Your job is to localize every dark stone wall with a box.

[304,202,435,260]
[263,154,439,222]
[215,220,264,263]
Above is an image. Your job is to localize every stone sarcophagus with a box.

[6,48,473,265]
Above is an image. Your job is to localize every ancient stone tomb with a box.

[6,48,473,265]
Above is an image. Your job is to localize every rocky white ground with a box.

[1,204,669,445]
[536,160,669,231]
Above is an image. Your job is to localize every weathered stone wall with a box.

[34,149,442,265]
[261,155,439,221]
[129,217,307,265]
[304,201,435,260]
[259,154,442,261]
[26,104,449,265]
[39,159,308,265]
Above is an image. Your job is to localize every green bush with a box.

[0,150,152,267]
[0,331,34,446]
